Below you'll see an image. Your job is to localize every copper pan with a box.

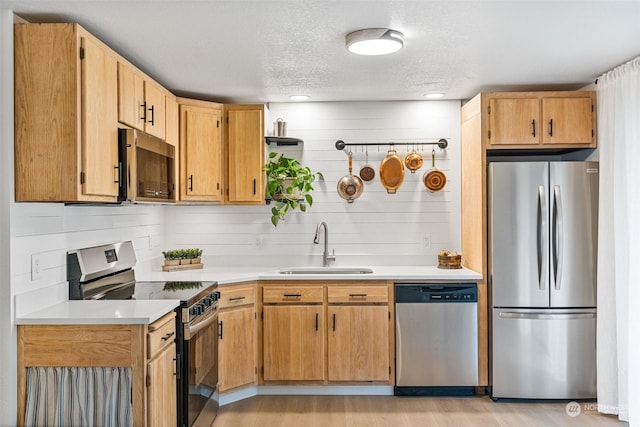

[423,148,446,192]
[379,147,404,194]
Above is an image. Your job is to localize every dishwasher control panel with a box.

[395,283,478,303]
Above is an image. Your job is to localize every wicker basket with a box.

[438,254,462,269]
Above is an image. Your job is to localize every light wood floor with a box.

[213,395,627,427]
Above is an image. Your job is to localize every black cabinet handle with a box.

[218,320,223,339]
[531,119,536,137]
[283,294,302,298]
[548,119,553,136]
[229,296,246,302]
[114,164,121,185]
[253,178,256,195]
[188,174,193,192]
[140,101,147,121]
[315,313,319,331]
[148,105,155,125]
[349,293,367,298]
[161,331,175,341]
[332,313,336,332]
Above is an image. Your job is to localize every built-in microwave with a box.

[117,128,176,203]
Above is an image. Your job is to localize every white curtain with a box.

[24,367,133,427]
[596,56,640,426]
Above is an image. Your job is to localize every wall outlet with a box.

[31,254,42,281]
[421,235,432,249]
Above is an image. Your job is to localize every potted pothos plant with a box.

[264,152,323,227]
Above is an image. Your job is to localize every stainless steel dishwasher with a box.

[395,283,479,396]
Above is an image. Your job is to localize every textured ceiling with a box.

[4,0,640,103]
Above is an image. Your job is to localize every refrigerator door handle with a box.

[498,311,596,320]
[537,185,548,291]
[553,185,564,290]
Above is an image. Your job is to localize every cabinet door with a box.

[80,36,119,198]
[180,105,223,201]
[147,344,177,427]
[542,97,594,145]
[144,82,166,140]
[226,106,264,204]
[488,97,540,146]
[117,62,145,131]
[327,305,389,382]
[218,306,256,392]
[263,305,325,381]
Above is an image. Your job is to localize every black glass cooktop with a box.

[132,281,217,305]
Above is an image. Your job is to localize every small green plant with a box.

[264,152,323,227]
[162,248,202,260]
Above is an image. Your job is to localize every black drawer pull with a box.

[349,293,367,298]
[229,296,246,302]
[283,294,302,298]
[161,332,175,341]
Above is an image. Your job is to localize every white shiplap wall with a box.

[168,101,462,268]
[11,203,166,316]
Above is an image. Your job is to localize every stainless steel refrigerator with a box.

[489,161,598,399]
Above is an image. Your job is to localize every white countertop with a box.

[16,265,481,325]
[135,265,482,284]
[16,300,180,325]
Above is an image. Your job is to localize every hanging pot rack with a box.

[335,138,448,151]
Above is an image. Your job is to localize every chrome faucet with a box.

[313,221,336,267]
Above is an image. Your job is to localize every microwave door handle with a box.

[553,185,564,290]
[537,185,548,291]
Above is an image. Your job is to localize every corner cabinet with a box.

[17,312,177,427]
[485,91,596,149]
[224,104,266,204]
[15,23,120,202]
[217,283,258,393]
[178,98,224,202]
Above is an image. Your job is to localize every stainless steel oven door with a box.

[184,309,219,427]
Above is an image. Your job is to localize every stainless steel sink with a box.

[279,266,374,275]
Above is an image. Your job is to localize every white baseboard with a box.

[219,385,393,406]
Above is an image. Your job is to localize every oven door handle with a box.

[184,310,218,340]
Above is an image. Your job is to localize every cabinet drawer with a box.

[148,313,176,359]
[263,286,324,304]
[219,285,256,309]
[328,286,388,304]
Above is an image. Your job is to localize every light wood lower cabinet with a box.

[16,311,176,427]
[263,305,325,381]
[259,281,394,385]
[327,305,390,382]
[218,283,257,392]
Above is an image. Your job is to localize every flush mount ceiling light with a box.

[345,28,404,56]
[289,95,310,101]
[424,92,445,99]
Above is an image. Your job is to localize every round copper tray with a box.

[423,169,446,192]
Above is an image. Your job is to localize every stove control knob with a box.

[203,297,212,307]
[191,304,203,316]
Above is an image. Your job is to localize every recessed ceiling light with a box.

[345,28,404,56]
[289,95,310,101]
[424,92,445,99]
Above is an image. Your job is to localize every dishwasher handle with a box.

[395,283,478,303]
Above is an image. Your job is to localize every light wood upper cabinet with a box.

[179,99,224,202]
[488,97,540,146]
[117,62,145,130]
[541,97,594,144]
[118,63,167,140]
[225,104,265,204]
[327,305,390,382]
[485,91,596,149]
[15,23,120,202]
[263,305,325,381]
